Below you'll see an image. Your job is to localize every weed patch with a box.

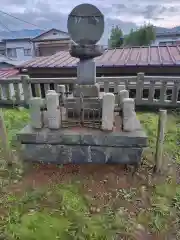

[0,109,179,239]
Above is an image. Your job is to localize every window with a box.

[24,48,31,56]
[7,48,17,58]
[0,50,5,55]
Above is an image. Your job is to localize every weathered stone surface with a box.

[120,90,129,105]
[66,97,102,108]
[77,59,96,85]
[71,146,91,163]
[29,97,43,129]
[57,85,65,93]
[102,93,115,131]
[123,112,142,132]
[66,97,102,117]
[17,124,147,147]
[47,109,61,129]
[107,147,143,164]
[122,98,142,132]
[122,98,135,118]
[70,44,104,59]
[116,85,126,106]
[117,85,126,92]
[42,110,48,127]
[21,144,143,164]
[57,85,66,104]
[22,144,72,164]
[73,84,100,97]
[46,91,61,129]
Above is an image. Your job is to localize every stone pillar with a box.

[122,98,141,132]
[102,93,115,131]
[77,59,96,85]
[46,91,61,129]
[29,97,43,129]
[117,85,126,92]
[120,89,129,105]
[21,75,32,106]
[116,85,126,105]
[57,85,66,105]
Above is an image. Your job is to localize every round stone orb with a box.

[67,3,104,45]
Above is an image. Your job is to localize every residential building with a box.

[0,41,5,55]
[0,54,24,68]
[32,28,71,57]
[0,28,70,62]
[2,37,34,62]
[153,31,180,46]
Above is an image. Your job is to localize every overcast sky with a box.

[0,0,180,43]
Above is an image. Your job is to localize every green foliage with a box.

[0,109,179,239]
[2,108,30,146]
[7,212,71,240]
[108,25,123,48]
[149,182,176,232]
[172,185,180,238]
[124,24,155,46]
[5,185,121,240]
[138,112,180,162]
[58,184,88,213]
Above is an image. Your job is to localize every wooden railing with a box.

[0,72,179,108]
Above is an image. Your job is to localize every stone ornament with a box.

[67,3,104,45]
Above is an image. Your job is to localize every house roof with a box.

[32,28,69,41]
[2,38,32,42]
[1,29,44,41]
[20,45,180,69]
[0,55,25,66]
[156,31,180,38]
[0,68,19,79]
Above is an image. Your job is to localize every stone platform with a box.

[17,124,147,164]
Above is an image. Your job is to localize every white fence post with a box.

[154,109,167,173]
[46,91,61,129]
[102,93,115,131]
[0,110,13,164]
[120,90,129,107]
[136,72,144,103]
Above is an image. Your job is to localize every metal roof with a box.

[0,55,26,66]
[21,45,180,69]
[32,28,69,41]
[0,68,19,79]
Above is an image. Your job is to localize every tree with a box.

[124,24,155,46]
[108,25,124,48]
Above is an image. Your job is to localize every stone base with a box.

[73,84,100,97]
[21,144,143,164]
[17,125,147,165]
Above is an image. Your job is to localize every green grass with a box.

[138,112,180,163]
[0,108,179,239]
[4,185,117,240]
[2,108,30,146]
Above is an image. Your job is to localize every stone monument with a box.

[67,3,104,122]
[16,4,147,171]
